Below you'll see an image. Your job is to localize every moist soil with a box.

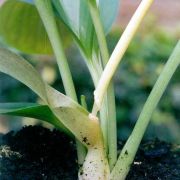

[0,126,179,180]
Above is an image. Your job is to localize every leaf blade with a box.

[52,0,94,57]
[0,103,54,122]
[0,0,53,54]
[0,0,72,54]
[98,0,120,34]
[0,102,70,134]
[0,48,48,102]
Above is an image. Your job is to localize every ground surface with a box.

[0,126,179,180]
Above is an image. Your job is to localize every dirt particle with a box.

[82,137,87,142]
[80,170,83,175]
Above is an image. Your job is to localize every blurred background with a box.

[0,0,180,143]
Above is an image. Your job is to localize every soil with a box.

[0,126,179,180]
[0,126,78,180]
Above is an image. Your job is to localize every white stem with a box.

[79,136,110,180]
[93,0,154,113]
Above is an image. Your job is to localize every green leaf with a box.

[0,47,99,146]
[0,102,69,133]
[0,0,71,54]
[52,0,94,58]
[98,0,119,34]
[21,0,120,34]
[52,0,119,58]
[0,103,57,124]
[0,48,48,102]
[0,0,52,54]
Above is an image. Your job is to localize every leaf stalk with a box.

[110,40,180,180]
[34,0,85,165]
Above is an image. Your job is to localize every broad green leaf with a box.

[0,103,57,124]
[98,0,120,34]
[0,0,52,54]
[52,0,94,58]
[0,102,69,134]
[21,0,119,35]
[52,0,119,58]
[0,48,99,146]
[11,0,120,57]
[0,0,71,54]
[0,48,48,102]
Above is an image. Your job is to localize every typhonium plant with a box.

[0,0,179,179]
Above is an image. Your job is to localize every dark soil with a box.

[125,140,180,180]
[0,126,78,180]
[0,126,179,180]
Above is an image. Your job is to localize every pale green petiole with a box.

[34,0,85,165]
[110,40,180,180]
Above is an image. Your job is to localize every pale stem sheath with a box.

[110,40,180,180]
[92,0,154,115]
